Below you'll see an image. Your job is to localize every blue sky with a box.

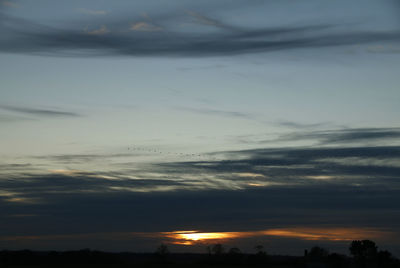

[1,0,400,255]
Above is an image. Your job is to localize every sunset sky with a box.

[1,0,400,256]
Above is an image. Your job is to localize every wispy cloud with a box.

[1,1,19,8]
[185,10,236,31]
[163,227,392,245]
[1,10,399,57]
[1,144,400,250]
[177,106,256,120]
[85,25,109,35]
[274,127,400,145]
[0,105,81,117]
[367,44,400,54]
[6,144,400,195]
[276,120,330,129]
[77,8,107,16]
[0,114,32,122]
[130,22,162,32]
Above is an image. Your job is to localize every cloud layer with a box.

[1,9,399,57]
[0,105,81,118]
[1,124,399,253]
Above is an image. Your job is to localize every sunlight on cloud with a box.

[316,157,400,168]
[306,175,335,180]
[247,183,264,187]
[50,169,83,176]
[246,182,282,187]
[0,228,393,247]
[0,190,17,197]
[85,25,109,35]
[262,227,391,241]
[233,172,266,178]
[4,197,40,204]
[1,1,19,8]
[130,22,163,32]
[108,185,179,193]
[185,11,222,28]
[163,227,393,245]
[0,191,39,204]
[50,169,123,180]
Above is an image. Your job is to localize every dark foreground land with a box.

[1,246,399,268]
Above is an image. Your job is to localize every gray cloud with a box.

[154,145,400,186]
[0,113,32,122]
[0,105,81,118]
[1,10,399,57]
[77,8,107,16]
[274,127,400,145]
[185,10,239,31]
[1,144,400,252]
[177,106,255,120]
[1,173,399,245]
[276,120,330,129]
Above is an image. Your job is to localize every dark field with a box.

[1,242,399,268]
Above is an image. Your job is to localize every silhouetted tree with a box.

[228,247,243,264]
[350,240,377,258]
[229,247,241,255]
[308,246,329,259]
[304,246,329,268]
[377,250,398,268]
[248,244,268,265]
[156,243,169,255]
[212,244,225,255]
[155,243,170,263]
[349,240,378,267]
[255,245,265,255]
[206,245,212,255]
[327,253,349,268]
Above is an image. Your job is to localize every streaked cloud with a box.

[85,25,109,35]
[185,10,235,31]
[261,227,391,242]
[0,105,81,118]
[367,44,400,53]
[6,143,398,197]
[233,172,266,178]
[0,114,32,122]
[1,9,399,57]
[1,1,19,8]
[4,197,40,204]
[163,227,392,245]
[265,127,400,145]
[77,8,107,15]
[177,106,256,120]
[0,227,392,245]
[1,145,400,237]
[130,22,162,32]
[316,157,400,168]
[276,120,330,129]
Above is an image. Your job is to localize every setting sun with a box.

[160,227,392,246]
[162,231,241,245]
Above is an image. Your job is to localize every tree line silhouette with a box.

[0,240,399,267]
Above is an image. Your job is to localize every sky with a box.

[1,0,400,256]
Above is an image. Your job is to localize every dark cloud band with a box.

[0,105,81,117]
[1,11,399,57]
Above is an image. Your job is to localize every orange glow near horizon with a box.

[162,227,391,245]
[162,230,242,245]
[0,228,392,247]
[261,227,388,241]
